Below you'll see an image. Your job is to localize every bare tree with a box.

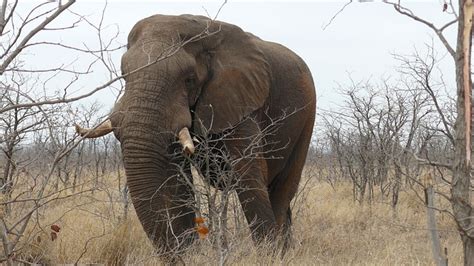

[324,78,428,205]
[174,112,297,265]
[1,82,47,197]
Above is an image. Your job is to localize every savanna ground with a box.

[9,167,462,265]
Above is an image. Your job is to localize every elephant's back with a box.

[254,38,315,110]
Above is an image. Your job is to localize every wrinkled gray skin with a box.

[107,14,316,257]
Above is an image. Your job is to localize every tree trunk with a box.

[453,1,474,265]
[424,172,447,266]
[1,145,14,195]
[462,236,474,266]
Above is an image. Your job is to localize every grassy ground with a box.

[12,175,462,265]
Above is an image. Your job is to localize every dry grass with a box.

[10,174,463,265]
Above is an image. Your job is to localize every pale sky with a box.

[17,1,457,119]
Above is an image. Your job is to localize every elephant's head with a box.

[76,14,271,252]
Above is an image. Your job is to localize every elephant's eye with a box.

[184,76,196,89]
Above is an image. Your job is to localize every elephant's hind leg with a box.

[269,118,314,251]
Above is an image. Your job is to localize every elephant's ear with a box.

[194,23,270,133]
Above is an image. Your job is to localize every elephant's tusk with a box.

[75,119,113,138]
[178,127,195,155]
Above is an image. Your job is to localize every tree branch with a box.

[0,0,76,74]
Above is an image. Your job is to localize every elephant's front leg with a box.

[224,118,278,243]
[236,165,277,243]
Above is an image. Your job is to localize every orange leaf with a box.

[194,217,205,224]
[196,225,209,239]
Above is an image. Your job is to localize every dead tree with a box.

[169,112,296,264]
[0,84,46,196]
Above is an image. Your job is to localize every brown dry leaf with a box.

[50,232,57,241]
[51,224,60,233]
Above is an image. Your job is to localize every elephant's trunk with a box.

[114,86,196,254]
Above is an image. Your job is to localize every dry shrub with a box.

[17,230,54,265]
[97,218,156,265]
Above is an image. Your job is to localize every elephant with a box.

[75,14,316,258]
